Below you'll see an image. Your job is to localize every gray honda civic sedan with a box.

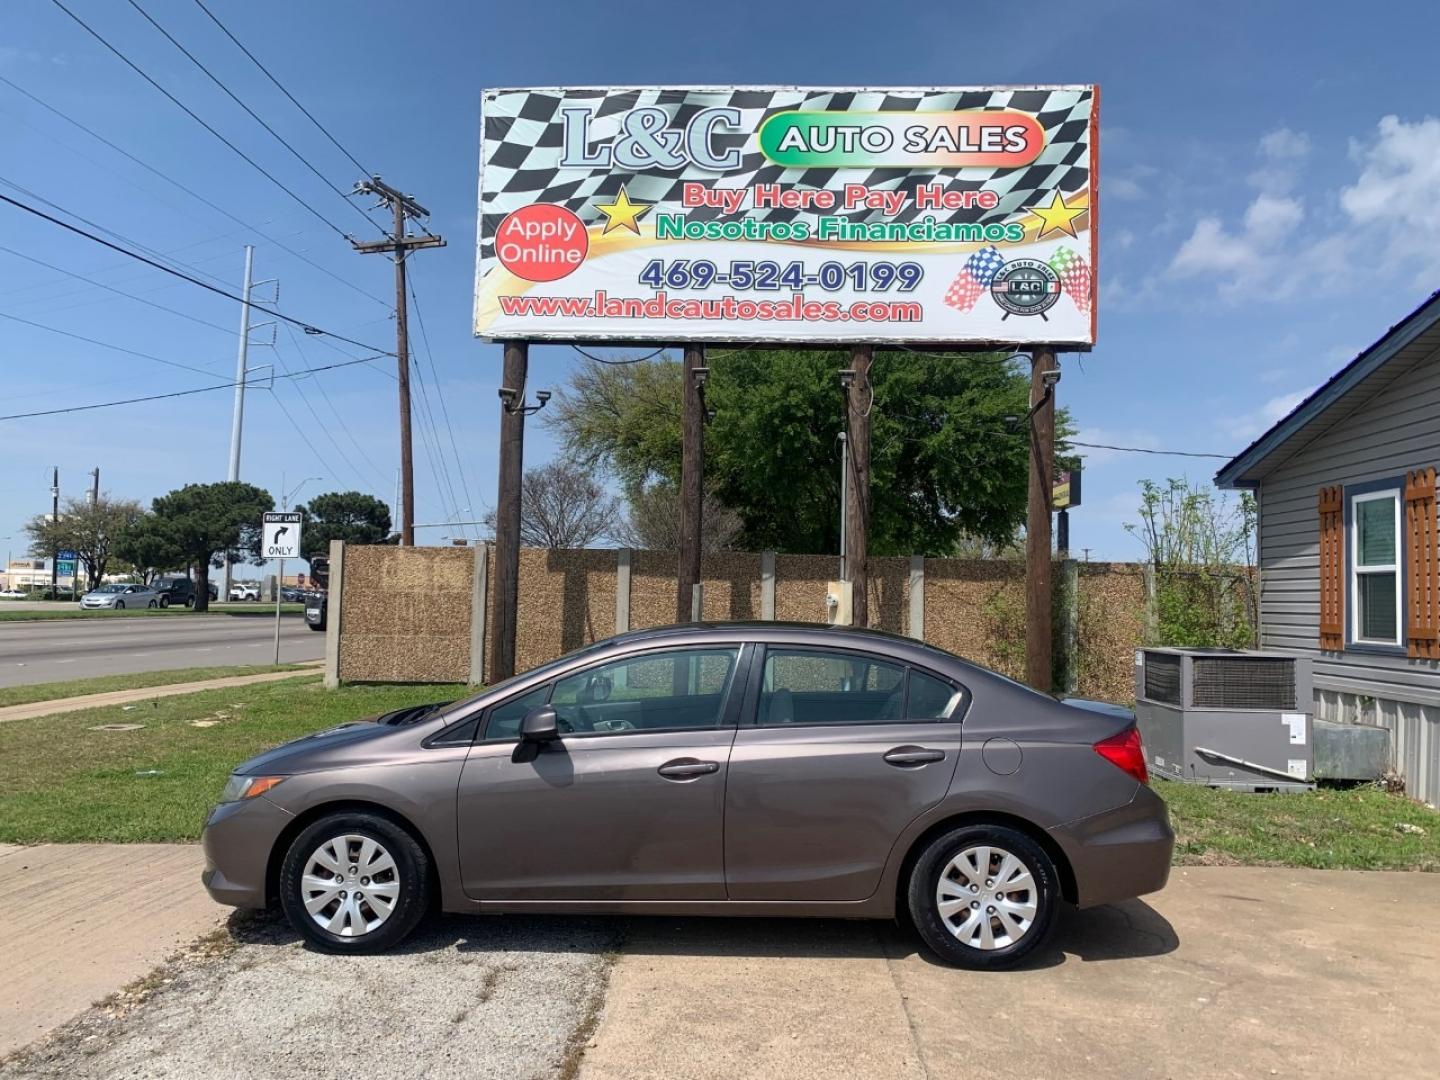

[202,622,1172,968]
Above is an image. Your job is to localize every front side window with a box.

[549,647,740,734]
[758,649,908,726]
[482,685,550,742]
[1351,488,1401,646]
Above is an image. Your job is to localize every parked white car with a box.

[79,583,165,609]
[0,588,28,599]
[229,581,261,602]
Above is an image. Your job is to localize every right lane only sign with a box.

[262,512,303,560]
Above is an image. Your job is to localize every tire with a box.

[159,596,170,609]
[115,600,124,610]
[279,812,430,953]
[907,824,1059,970]
[147,600,158,609]
[185,596,195,609]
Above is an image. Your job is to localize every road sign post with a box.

[262,513,303,664]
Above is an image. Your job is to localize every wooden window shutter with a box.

[1318,485,1344,651]
[1405,467,1439,660]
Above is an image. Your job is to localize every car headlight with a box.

[219,774,286,803]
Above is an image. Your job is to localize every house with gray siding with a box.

[1217,290,1440,805]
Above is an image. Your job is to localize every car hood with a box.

[234,701,455,775]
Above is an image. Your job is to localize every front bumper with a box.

[200,794,294,908]
[1049,784,1174,909]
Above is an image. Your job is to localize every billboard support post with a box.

[677,345,706,623]
[490,340,528,682]
[1026,347,1057,692]
[844,345,873,627]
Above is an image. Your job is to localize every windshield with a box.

[94,584,126,593]
[434,638,615,718]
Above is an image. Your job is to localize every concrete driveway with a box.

[3,864,1436,1078]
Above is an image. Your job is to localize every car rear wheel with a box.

[907,824,1058,970]
[159,596,169,608]
[148,599,158,609]
[184,596,194,609]
[279,812,430,953]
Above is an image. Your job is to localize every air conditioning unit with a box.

[1134,648,1313,792]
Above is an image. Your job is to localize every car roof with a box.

[597,621,968,665]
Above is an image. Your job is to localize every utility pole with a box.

[228,245,255,483]
[1025,348,1059,692]
[677,346,706,623]
[89,467,99,505]
[49,466,59,596]
[843,346,873,627]
[838,430,848,581]
[352,176,446,547]
[490,343,529,682]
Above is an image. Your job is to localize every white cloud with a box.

[1243,193,1304,242]
[1248,127,1312,194]
[1260,127,1312,160]
[1221,386,1317,443]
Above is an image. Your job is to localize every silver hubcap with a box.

[936,844,1038,950]
[301,834,400,937]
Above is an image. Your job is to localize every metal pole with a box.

[844,345,873,627]
[89,467,99,505]
[1025,348,1057,691]
[50,466,59,595]
[489,341,527,682]
[273,557,283,664]
[393,201,415,546]
[228,246,254,482]
[838,431,848,581]
[677,345,705,623]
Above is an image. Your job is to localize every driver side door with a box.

[456,644,747,902]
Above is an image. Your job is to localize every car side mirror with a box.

[520,705,559,743]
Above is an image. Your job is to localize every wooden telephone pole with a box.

[676,346,707,623]
[351,177,445,546]
[843,345,874,627]
[1025,348,1058,692]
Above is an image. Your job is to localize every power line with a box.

[410,277,479,537]
[0,245,234,336]
[0,353,385,422]
[0,189,395,355]
[1068,440,1230,460]
[189,0,372,177]
[123,0,385,237]
[0,310,227,378]
[48,0,354,241]
[571,345,670,365]
[0,73,390,308]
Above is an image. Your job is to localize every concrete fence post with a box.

[761,551,776,620]
[1061,559,1079,694]
[615,548,631,634]
[1142,563,1158,645]
[468,544,490,686]
[323,540,345,689]
[691,582,704,622]
[908,554,925,640]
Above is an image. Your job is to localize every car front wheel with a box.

[278,813,430,953]
[114,600,124,610]
[907,824,1058,970]
[159,596,169,608]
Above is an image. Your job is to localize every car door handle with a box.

[883,746,946,767]
[657,759,720,780]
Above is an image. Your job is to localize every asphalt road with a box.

[0,616,324,688]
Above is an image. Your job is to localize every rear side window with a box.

[908,669,961,719]
[758,649,907,726]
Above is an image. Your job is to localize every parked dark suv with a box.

[151,576,199,608]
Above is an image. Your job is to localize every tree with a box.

[547,350,1070,555]
[112,513,187,583]
[150,482,274,611]
[23,494,144,592]
[1125,478,1258,648]
[483,460,620,549]
[613,479,742,552]
[296,491,394,562]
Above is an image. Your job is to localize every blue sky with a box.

[3,0,1439,565]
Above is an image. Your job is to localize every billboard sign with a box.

[475,85,1096,345]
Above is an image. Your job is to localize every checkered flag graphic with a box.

[944,245,1006,313]
[479,87,1094,263]
[1048,246,1092,313]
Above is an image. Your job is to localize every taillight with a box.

[1093,726,1148,785]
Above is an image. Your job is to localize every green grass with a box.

[0,664,310,709]
[1158,778,1440,871]
[0,677,465,843]
[0,604,304,622]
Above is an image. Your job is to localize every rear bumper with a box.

[200,795,293,908]
[1049,784,1174,909]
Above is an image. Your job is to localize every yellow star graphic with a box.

[1028,190,1087,240]
[594,186,653,235]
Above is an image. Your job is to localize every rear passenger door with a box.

[724,647,965,902]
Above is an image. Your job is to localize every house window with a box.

[1350,488,1401,646]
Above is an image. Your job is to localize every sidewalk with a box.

[0,844,222,1059]
[579,866,1440,1079]
[0,664,322,724]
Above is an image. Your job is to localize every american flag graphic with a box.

[944,246,1007,313]
[1048,246,1093,313]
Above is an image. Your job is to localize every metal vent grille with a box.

[1143,653,1182,704]
[1192,657,1296,710]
